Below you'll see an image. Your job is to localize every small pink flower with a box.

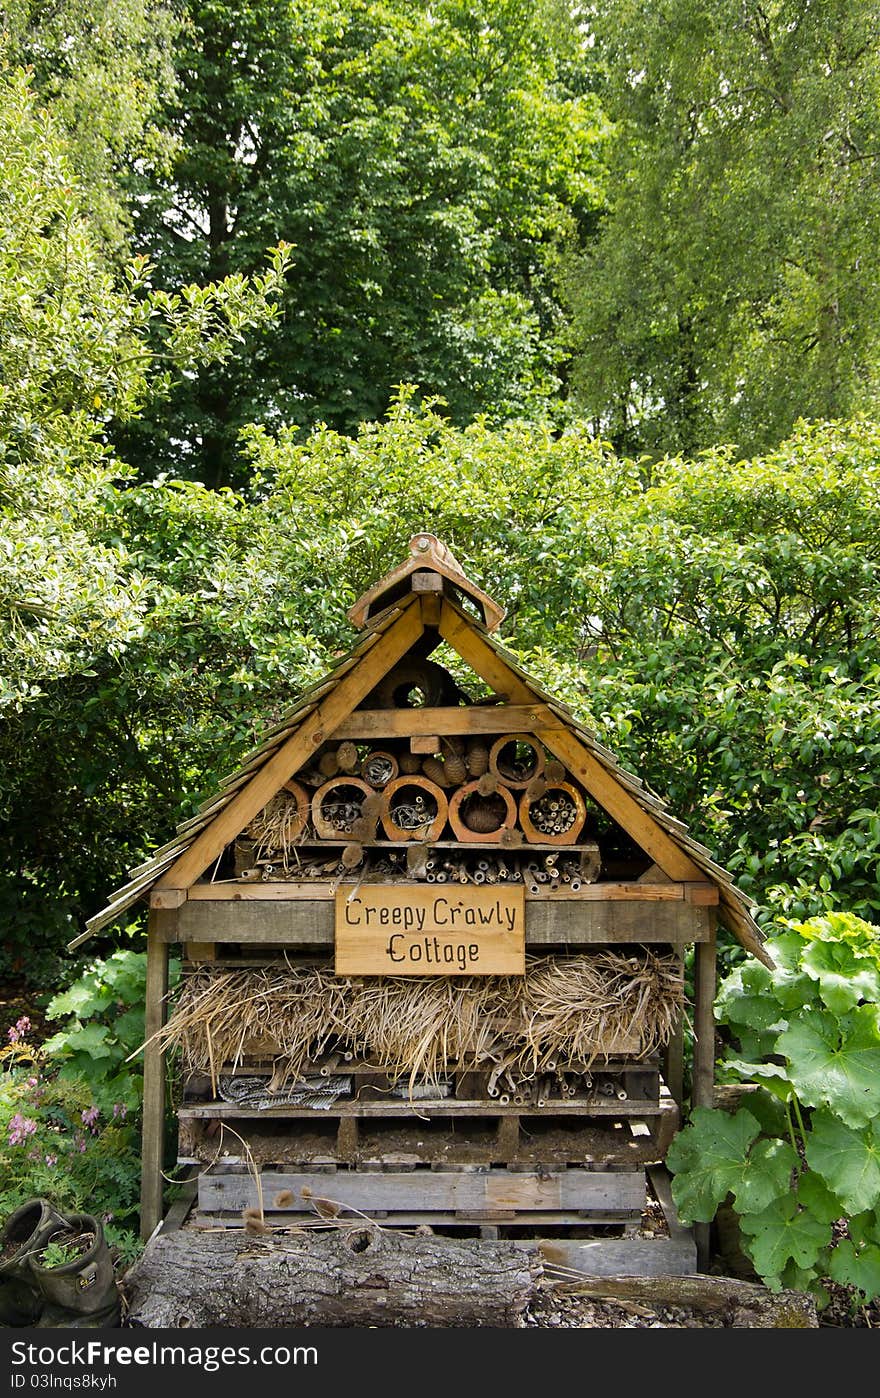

[112,1102,127,1121]
[26,1077,38,1088]
[73,1133,88,1153]
[45,1154,57,1168]
[8,1113,37,1146]
[81,1105,100,1132]
[7,1016,31,1044]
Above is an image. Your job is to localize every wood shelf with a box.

[178,1096,665,1120]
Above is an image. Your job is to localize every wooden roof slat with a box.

[153,597,424,892]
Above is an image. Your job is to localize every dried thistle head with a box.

[476,772,498,797]
[500,827,524,849]
[525,775,547,802]
[342,842,365,868]
[242,1207,270,1236]
[545,760,565,784]
[311,1197,342,1220]
[273,1191,293,1209]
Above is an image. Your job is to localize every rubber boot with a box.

[0,1199,67,1282]
[0,1275,42,1326]
[27,1214,117,1318]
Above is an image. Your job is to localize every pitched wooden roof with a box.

[76,542,770,964]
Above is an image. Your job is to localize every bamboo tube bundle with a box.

[312,777,374,839]
[380,776,448,841]
[519,781,586,846]
[488,735,545,789]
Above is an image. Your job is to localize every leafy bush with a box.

[0,950,179,1265]
[667,913,880,1305]
[42,950,153,1112]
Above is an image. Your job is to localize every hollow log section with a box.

[139,590,725,1241]
[124,1228,816,1328]
[125,1227,538,1328]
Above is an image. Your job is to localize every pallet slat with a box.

[197,1167,646,1216]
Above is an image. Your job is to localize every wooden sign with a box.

[335,886,525,976]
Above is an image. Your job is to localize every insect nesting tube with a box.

[448,779,517,843]
[245,780,310,856]
[360,750,399,788]
[311,777,374,840]
[379,776,448,842]
[519,780,587,846]
[488,734,545,789]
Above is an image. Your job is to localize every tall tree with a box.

[124,0,606,484]
[3,0,180,254]
[564,0,880,455]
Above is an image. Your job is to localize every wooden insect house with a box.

[80,535,770,1267]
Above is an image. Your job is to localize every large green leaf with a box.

[801,939,880,1015]
[42,1022,114,1059]
[849,1210,880,1248]
[828,1240,880,1300]
[724,1059,793,1102]
[805,1111,880,1214]
[739,1195,830,1288]
[795,1170,845,1226]
[776,1007,880,1128]
[666,1108,762,1224]
[761,933,818,1012]
[730,1138,798,1215]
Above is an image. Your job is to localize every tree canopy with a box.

[564,0,880,454]
[123,0,607,484]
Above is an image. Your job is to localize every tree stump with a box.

[124,1226,539,1329]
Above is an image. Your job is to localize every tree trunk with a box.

[551,1274,818,1327]
[124,1226,539,1328]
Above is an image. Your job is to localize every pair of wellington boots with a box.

[0,1199,119,1327]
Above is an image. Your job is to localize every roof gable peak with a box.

[348,533,506,633]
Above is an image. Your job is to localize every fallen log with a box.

[124,1225,539,1329]
[548,1273,819,1327]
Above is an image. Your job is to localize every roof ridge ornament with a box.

[347,533,507,632]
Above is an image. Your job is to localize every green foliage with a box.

[41,950,179,1111]
[38,1239,83,1269]
[3,0,179,254]
[0,1054,142,1261]
[125,0,608,484]
[667,912,880,1304]
[0,951,178,1260]
[564,0,880,455]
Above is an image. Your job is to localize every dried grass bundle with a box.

[160,951,683,1096]
[245,792,306,870]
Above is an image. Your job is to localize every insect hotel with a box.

[79,535,769,1270]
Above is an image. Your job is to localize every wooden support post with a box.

[692,932,717,1110]
[140,910,172,1240]
[663,952,685,1108]
[692,927,717,1271]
